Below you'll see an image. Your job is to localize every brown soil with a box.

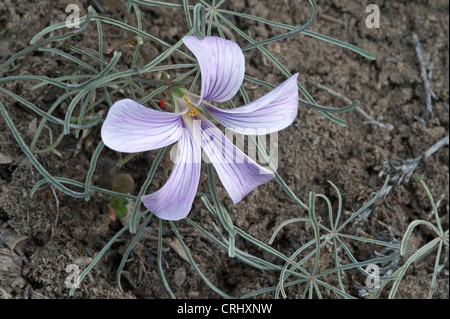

[0,0,448,299]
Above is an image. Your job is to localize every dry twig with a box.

[412,33,438,125]
[314,82,394,130]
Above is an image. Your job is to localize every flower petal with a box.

[141,123,202,220]
[101,99,183,153]
[183,36,245,105]
[199,116,274,204]
[204,74,299,134]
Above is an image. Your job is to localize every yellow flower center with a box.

[184,96,199,117]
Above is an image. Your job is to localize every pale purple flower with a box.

[101,36,299,220]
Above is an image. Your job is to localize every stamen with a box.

[184,96,198,117]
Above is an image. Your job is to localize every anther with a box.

[184,96,198,117]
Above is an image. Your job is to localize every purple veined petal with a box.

[199,115,275,204]
[142,122,202,220]
[204,74,299,134]
[183,36,245,105]
[101,99,184,153]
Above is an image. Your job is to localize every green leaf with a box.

[111,197,130,218]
